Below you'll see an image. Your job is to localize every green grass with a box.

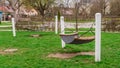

[0,27,12,30]
[0,22,12,31]
[0,22,12,26]
[0,31,120,68]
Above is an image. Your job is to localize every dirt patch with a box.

[30,34,41,38]
[48,52,94,59]
[0,48,18,55]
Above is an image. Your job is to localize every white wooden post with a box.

[12,18,16,37]
[60,16,65,48]
[95,13,101,62]
[55,16,58,34]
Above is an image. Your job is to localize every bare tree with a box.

[72,0,85,32]
[110,0,120,16]
[24,0,55,23]
[7,0,23,22]
[90,0,108,16]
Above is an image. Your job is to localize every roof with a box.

[0,6,14,13]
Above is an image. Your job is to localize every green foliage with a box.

[23,0,55,22]
[24,0,55,14]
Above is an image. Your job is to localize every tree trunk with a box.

[75,12,78,32]
[40,9,45,24]
[41,14,45,24]
[75,4,79,32]
[13,10,18,23]
[0,20,1,24]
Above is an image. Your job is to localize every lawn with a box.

[0,22,12,31]
[0,31,120,68]
[0,22,12,26]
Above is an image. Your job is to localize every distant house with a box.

[0,6,13,13]
[0,5,38,21]
[0,6,14,21]
[19,6,38,17]
[62,8,74,15]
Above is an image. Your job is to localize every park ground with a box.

[0,31,120,68]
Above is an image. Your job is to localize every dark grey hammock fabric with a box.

[60,33,95,44]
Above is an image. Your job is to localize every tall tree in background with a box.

[110,0,120,16]
[7,0,23,22]
[24,0,55,23]
[90,0,108,16]
[72,0,82,32]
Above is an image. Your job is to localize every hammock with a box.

[60,32,95,44]
[59,22,95,44]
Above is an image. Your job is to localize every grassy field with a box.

[0,31,120,68]
[0,22,12,26]
[0,22,12,31]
